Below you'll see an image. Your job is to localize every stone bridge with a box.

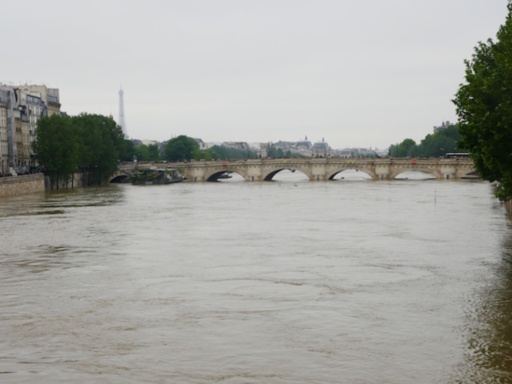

[112,157,478,182]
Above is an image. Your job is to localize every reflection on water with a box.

[220,169,437,182]
[332,169,372,181]
[0,186,125,218]
[1,180,512,383]
[455,230,512,383]
[394,170,436,180]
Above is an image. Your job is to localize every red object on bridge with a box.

[411,159,417,166]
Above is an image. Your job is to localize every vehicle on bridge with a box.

[131,167,183,185]
[445,152,470,158]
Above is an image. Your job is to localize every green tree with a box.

[453,2,512,199]
[33,114,78,189]
[389,138,417,157]
[134,143,161,161]
[267,145,284,158]
[135,144,150,161]
[205,145,256,160]
[388,125,463,158]
[147,144,160,161]
[120,139,136,162]
[441,124,463,141]
[164,135,199,162]
[416,125,462,157]
[35,113,124,187]
[73,114,124,185]
[200,149,212,161]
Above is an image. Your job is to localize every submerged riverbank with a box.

[0,173,44,197]
[0,171,96,198]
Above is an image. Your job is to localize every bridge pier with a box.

[440,165,456,180]
[245,175,262,182]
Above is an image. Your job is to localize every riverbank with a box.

[504,199,512,216]
[0,171,110,197]
[0,174,45,197]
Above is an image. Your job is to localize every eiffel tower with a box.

[118,87,128,138]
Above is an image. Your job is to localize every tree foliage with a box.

[34,113,124,188]
[388,138,417,157]
[73,113,124,184]
[163,135,200,161]
[267,145,285,158]
[120,139,136,162]
[206,145,257,160]
[33,114,78,188]
[162,136,260,161]
[147,144,160,161]
[388,125,463,158]
[453,3,512,199]
[415,125,462,157]
[133,143,161,162]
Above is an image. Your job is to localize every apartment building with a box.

[0,91,9,174]
[19,92,47,163]
[16,85,61,116]
[0,84,61,174]
[14,105,31,169]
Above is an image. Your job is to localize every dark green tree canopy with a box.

[34,113,124,187]
[33,114,77,186]
[389,124,463,158]
[206,145,257,160]
[73,113,124,184]
[389,138,417,157]
[453,2,512,199]
[120,139,136,162]
[132,143,161,162]
[164,135,200,162]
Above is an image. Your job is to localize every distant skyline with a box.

[3,0,509,149]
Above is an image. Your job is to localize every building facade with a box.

[312,138,331,158]
[433,121,452,133]
[0,84,61,175]
[0,91,9,174]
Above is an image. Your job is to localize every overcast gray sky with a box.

[3,0,508,149]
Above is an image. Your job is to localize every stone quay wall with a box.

[45,172,87,191]
[0,174,45,197]
[504,199,512,216]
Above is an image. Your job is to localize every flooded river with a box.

[1,175,512,383]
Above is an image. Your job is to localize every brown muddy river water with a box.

[1,176,512,383]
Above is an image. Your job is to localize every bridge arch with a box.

[390,167,440,180]
[394,170,437,180]
[329,168,373,180]
[110,171,131,183]
[202,167,248,182]
[260,161,313,181]
[263,168,309,181]
[461,170,480,179]
[206,170,242,182]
